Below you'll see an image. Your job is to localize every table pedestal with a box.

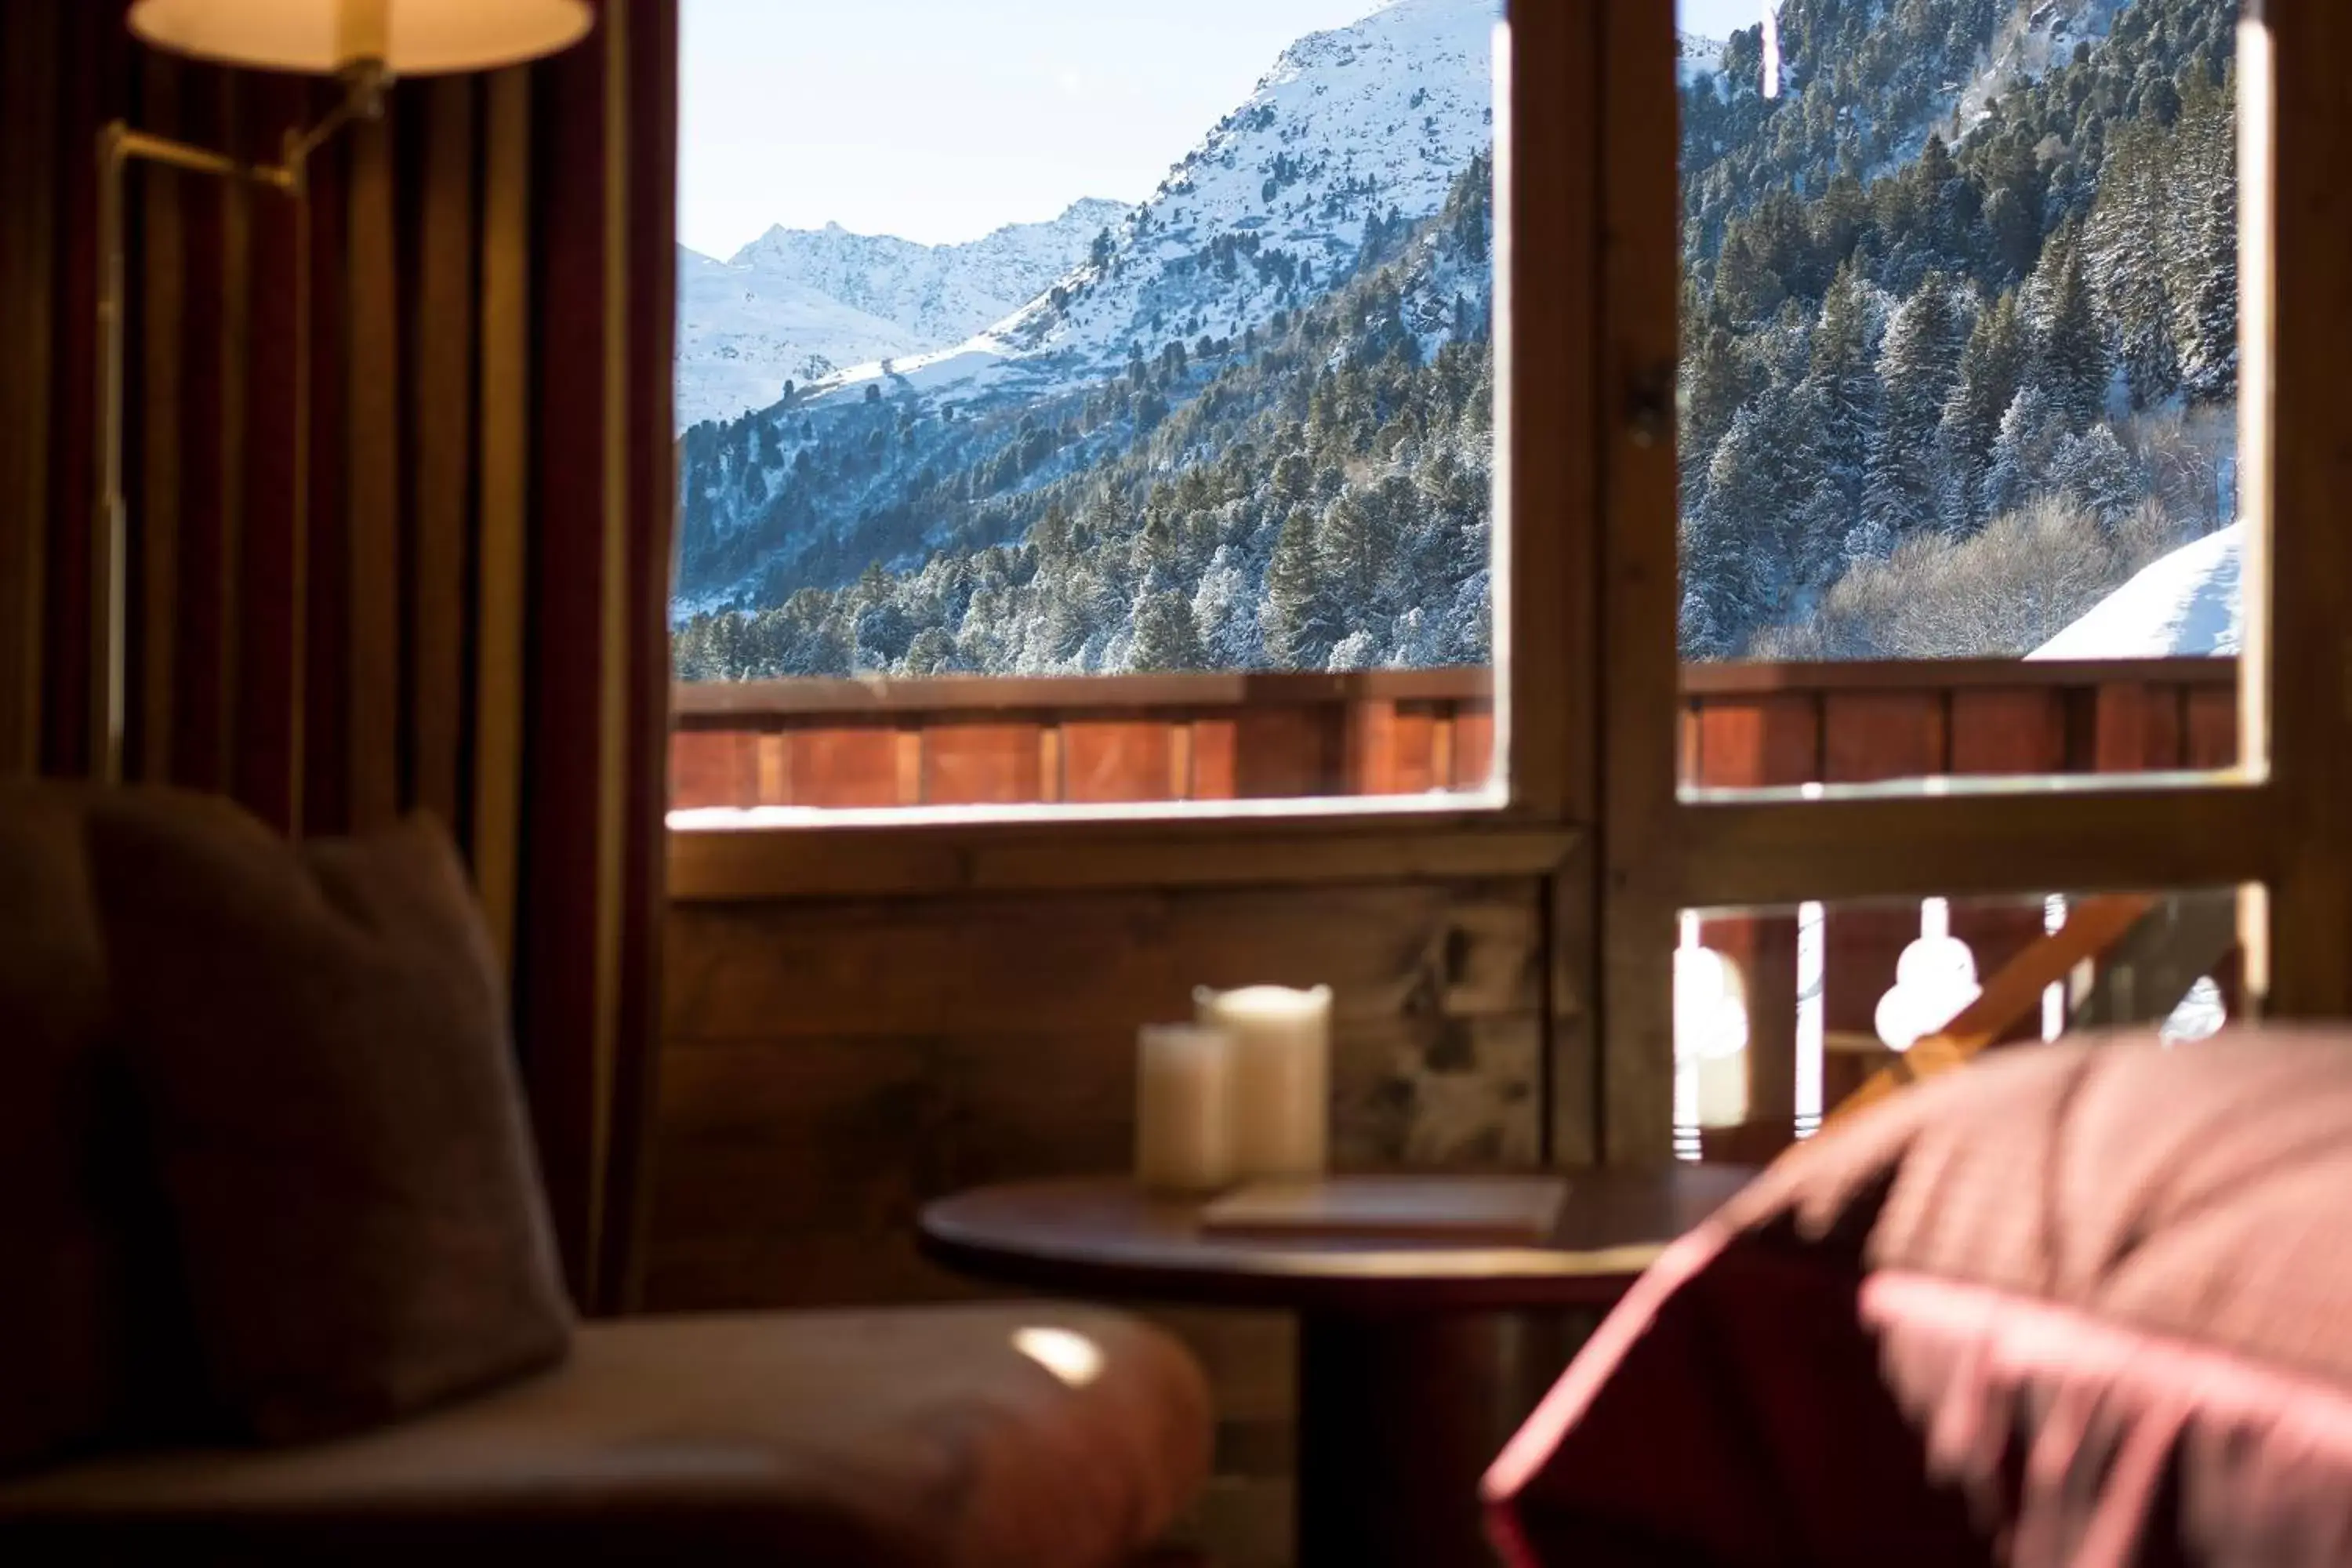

[1294,1308,1599,1568]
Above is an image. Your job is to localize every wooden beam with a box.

[1673,784,2274,910]
[1596,0,1687,1166]
[2254,2,2352,1018]
[670,818,1581,903]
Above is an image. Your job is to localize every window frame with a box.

[1592,0,2352,1163]
[666,1,1602,902]
[666,1,2352,1171]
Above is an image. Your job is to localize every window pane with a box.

[1674,0,2245,788]
[671,0,1503,817]
[1671,884,2252,1162]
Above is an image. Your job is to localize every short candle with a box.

[1134,1024,1237,1195]
[1195,985,1332,1179]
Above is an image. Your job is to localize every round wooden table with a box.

[920,1166,1757,1568]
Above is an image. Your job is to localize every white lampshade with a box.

[129,0,591,76]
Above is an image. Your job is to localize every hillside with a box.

[674,0,1504,617]
[675,198,1127,429]
[673,0,2241,681]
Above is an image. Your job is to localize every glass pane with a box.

[1674,0,2246,791]
[670,0,1503,818]
[1670,884,2252,1162]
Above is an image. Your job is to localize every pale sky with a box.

[678,1,1767,260]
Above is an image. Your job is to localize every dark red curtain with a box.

[0,0,678,1314]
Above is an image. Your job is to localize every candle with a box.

[1134,1025,1237,1195]
[1195,985,1332,1179]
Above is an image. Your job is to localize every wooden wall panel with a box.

[1063,720,1178,804]
[1233,707,1342,797]
[786,728,897,808]
[2095,682,2184,773]
[649,877,1547,1311]
[1692,694,1820,788]
[924,721,1043,806]
[670,730,756,810]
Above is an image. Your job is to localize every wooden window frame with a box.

[1591,0,2352,1162]
[668,2,2352,1167]
[667,2,1604,904]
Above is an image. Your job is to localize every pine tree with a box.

[2176,179,2236,403]
[1805,260,1879,503]
[2084,120,2179,410]
[1983,385,2064,518]
[2031,231,2109,431]
[1261,506,1334,669]
[1864,274,1966,535]
[2048,426,2141,527]
[1943,289,2028,465]
[1128,590,1205,673]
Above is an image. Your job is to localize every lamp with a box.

[89,0,590,780]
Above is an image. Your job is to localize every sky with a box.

[678,0,1770,260]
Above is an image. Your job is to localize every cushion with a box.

[83,795,572,1443]
[0,1305,1216,1568]
[1486,1028,2352,1568]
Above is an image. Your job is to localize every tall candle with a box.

[1196,985,1332,1179]
[1134,1025,1237,1195]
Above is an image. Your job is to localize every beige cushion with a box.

[0,1306,1215,1568]
[85,798,572,1443]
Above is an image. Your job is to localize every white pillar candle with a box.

[1135,1025,1237,1195]
[1195,985,1332,1180]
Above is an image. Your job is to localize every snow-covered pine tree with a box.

[2176,179,2237,405]
[1863,274,1967,537]
[1982,385,2064,520]
[2084,119,2180,411]
[1804,260,1879,522]
[1261,505,1336,669]
[1128,590,1206,673]
[2030,227,2110,433]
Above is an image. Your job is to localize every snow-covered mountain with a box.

[675,198,1128,430]
[821,0,1501,402]
[677,0,1506,608]
[2031,522,2243,660]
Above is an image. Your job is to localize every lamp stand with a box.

[89,60,387,782]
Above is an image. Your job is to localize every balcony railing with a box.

[671,656,2238,811]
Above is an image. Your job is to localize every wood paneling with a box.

[649,877,1547,1310]
[924,721,1044,806]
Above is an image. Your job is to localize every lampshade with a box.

[129,0,591,77]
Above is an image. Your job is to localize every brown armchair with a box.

[0,783,1211,1567]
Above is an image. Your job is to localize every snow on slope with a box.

[2030,522,2244,660]
[675,198,1127,430]
[675,248,925,429]
[1677,31,1727,87]
[822,0,1501,402]
[1954,0,2128,140]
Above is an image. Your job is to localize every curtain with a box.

[0,0,678,1316]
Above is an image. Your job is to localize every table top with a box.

[917,1165,1760,1312]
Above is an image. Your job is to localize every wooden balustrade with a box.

[671,655,2239,813]
[671,668,1498,811]
[673,657,2244,1163]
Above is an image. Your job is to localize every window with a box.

[1673,0,2249,794]
[670,0,1508,820]
[666,2,2352,1169]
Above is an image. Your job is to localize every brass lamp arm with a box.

[89,59,387,783]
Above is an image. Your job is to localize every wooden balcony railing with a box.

[671,668,1498,811]
[673,656,2246,1165]
[671,655,2239,811]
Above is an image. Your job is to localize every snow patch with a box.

[2030,521,2244,660]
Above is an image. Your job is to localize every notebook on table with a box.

[1198,1175,1569,1243]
